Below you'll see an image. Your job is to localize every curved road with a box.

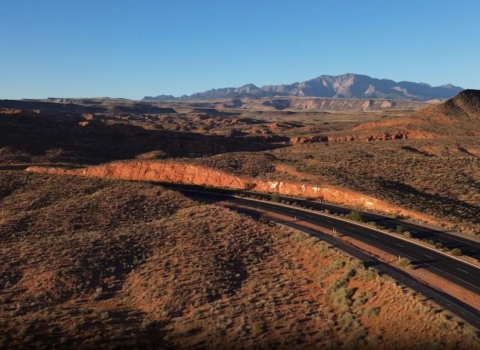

[180,190,480,329]
[241,191,480,260]
[178,186,480,261]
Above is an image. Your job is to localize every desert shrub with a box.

[331,261,345,271]
[357,268,378,282]
[347,211,363,222]
[450,248,463,256]
[396,225,406,234]
[251,321,265,335]
[399,257,412,269]
[292,232,308,242]
[366,307,380,318]
[271,193,280,202]
[332,287,356,308]
[258,215,270,225]
[403,231,412,238]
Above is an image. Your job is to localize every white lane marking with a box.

[457,268,469,274]
[396,243,404,247]
[350,233,480,293]
[424,254,434,259]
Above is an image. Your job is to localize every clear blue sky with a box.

[1,0,479,99]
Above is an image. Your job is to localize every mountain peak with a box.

[143,74,463,101]
[239,83,258,89]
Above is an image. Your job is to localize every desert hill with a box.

[437,89,480,121]
[144,74,463,101]
[349,89,480,140]
[1,171,478,348]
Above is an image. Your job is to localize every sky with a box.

[1,0,479,99]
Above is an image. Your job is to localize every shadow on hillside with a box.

[0,114,290,164]
[379,179,480,223]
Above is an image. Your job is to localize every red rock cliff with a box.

[26,161,432,222]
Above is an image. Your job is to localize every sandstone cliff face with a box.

[26,162,432,222]
[239,97,427,112]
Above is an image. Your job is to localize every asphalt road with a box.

[260,212,480,330]
[242,191,480,260]
[180,190,480,328]
[179,186,480,261]
[230,196,480,295]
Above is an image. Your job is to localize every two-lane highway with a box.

[229,196,480,295]
[241,191,480,260]
[265,218,480,329]
[153,184,480,328]
[161,185,480,260]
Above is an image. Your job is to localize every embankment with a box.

[26,161,433,222]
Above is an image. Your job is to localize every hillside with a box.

[1,171,478,349]
[437,89,480,120]
[144,74,463,101]
[348,89,480,139]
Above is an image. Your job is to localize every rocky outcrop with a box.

[291,135,329,144]
[26,161,433,221]
[325,131,438,142]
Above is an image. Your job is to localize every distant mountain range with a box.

[143,74,463,102]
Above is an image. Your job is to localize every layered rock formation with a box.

[26,161,434,222]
